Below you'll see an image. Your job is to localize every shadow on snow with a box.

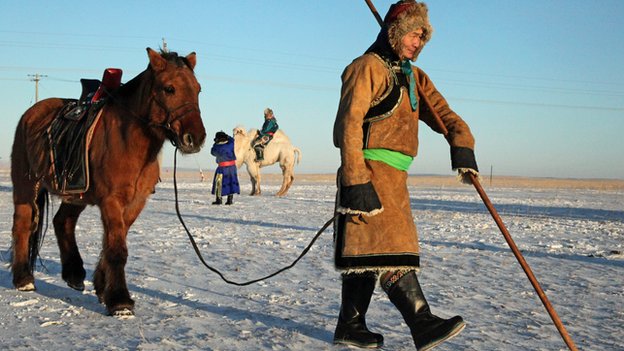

[410,197,624,223]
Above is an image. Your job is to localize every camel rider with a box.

[253,108,279,161]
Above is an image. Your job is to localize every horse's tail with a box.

[28,188,49,273]
[293,147,302,165]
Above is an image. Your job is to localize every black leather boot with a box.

[334,273,384,348]
[383,271,465,351]
[254,146,264,161]
[212,196,222,205]
[225,195,234,205]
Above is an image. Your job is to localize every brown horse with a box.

[10,48,206,317]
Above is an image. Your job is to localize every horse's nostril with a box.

[183,133,193,146]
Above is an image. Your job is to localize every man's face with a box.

[400,29,424,60]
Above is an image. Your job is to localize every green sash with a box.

[363,148,413,171]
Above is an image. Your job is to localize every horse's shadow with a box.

[0,256,333,343]
[131,279,335,342]
[0,257,106,315]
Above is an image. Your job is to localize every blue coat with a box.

[210,137,240,196]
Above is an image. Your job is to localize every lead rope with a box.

[172,147,337,286]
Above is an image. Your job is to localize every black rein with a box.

[171,147,337,286]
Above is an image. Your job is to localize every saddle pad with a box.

[47,102,104,194]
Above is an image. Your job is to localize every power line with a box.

[448,96,624,112]
[1,39,621,95]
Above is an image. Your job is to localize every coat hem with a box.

[335,252,420,272]
[337,266,420,275]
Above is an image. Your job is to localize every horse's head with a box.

[145,48,206,154]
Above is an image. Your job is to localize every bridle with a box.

[148,97,201,147]
[108,67,202,148]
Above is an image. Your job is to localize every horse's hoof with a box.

[17,282,36,291]
[67,280,85,291]
[111,308,135,319]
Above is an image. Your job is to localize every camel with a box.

[233,126,301,196]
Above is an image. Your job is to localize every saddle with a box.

[47,68,122,194]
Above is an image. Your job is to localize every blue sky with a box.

[1,1,623,179]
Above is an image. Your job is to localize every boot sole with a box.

[418,320,466,351]
[333,339,383,349]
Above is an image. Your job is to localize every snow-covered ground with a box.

[1,168,622,350]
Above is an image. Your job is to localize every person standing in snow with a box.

[253,107,279,161]
[211,131,240,205]
[332,1,479,349]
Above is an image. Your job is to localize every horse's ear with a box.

[146,47,166,72]
[185,52,197,70]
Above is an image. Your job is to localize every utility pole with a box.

[28,73,47,103]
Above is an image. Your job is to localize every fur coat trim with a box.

[341,266,420,276]
[335,206,384,217]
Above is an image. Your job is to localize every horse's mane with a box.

[113,50,193,99]
[159,51,194,69]
[114,72,143,99]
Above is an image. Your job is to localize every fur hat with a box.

[384,0,433,61]
[214,131,229,143]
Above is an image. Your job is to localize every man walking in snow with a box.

[332,1,479,349]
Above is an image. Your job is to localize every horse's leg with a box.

[94,197,134,316]
[11,202,36,291]
[11,152,40,291]
[53,202,87,290]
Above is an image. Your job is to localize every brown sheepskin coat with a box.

[333,53,475,273]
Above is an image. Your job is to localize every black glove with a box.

[451,146,479,184]
[337,181,383,216]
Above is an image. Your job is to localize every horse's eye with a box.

[164,85,175,94]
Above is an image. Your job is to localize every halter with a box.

[148,96,201,147]
[109,67,201,148]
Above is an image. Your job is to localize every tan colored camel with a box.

[233,126,301,196]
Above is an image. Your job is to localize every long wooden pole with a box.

[363,1,578,350]
[468,173,577,350]
[365,0,384,27]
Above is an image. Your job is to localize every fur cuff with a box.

[451,146,479,172]
[338,181,383,216]
[456,168,481,185]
